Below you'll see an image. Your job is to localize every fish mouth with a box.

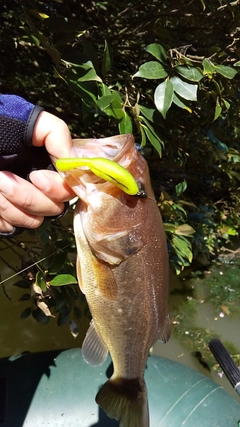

[70,134,134,169]
[53,134,147,201]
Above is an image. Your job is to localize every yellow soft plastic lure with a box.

[56,157,141,196]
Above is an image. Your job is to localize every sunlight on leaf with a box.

[144,43,168,63]
[175,224,195,236]
[154,79,173,119]
[133,61,168,79]
[49,274,78,286]
[175,66,203,82]
[214,65,238,79]
[170,76,198,101]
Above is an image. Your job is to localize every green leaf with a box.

[48,251,68,274]
[36,271,47,292]
[138,105,163,125]
[140,124,147,147]
[96,91,121,116]
[49,274,77,286]
[175,180,187,197]
[118,111,133,134]
[144,43,168,63]
[100,83,112,96]
[164,223,177,233]
[227,171,240,181]
[76,66,102,83]
[154,79,173,119]
[107,90,124,120]
[102,39,112,77]
[30,35,40,46]
[175,66,203,82]
[140,116,165,149]
[172,235,193,263]
[213,98,222,121]
[141,124,163,156]
[222,99,230,110]
[138,105,156,122]
[96,95,114,111]
[234,61,240,67]
[170,76,198,101]
[202,58,215,75]
[172,93,192,113]
[69,81,97,107]
[227,148,240,163]
[214,65,238,79]
[175,224,195,236]
[133,61,168,79]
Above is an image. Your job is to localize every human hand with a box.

[0,111,75,234]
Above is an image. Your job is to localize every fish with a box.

[55,134,171,427]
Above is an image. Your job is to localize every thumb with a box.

[32,111,73,158]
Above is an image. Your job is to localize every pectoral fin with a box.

[92,258,118,300]
[82,320,108,366]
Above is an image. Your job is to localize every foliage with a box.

[0,212,90,334]
[1,1,240,276]
[198,263,240,317]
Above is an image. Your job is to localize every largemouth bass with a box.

[56,134,171,427]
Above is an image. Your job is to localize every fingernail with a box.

[0,172,14,195]
[30,170,51,191]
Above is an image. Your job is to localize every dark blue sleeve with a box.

[0,94,35,121]
[0,94,44,157]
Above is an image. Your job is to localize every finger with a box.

[0,216,14,233]
[29,169,75,201]
[32,111,73,158]
[0,192,44,229]
[0,171,66,217]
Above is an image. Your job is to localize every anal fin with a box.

[158,314,171,343]
[82,320,108,366]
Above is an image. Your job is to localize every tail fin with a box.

[96,377,149,427]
